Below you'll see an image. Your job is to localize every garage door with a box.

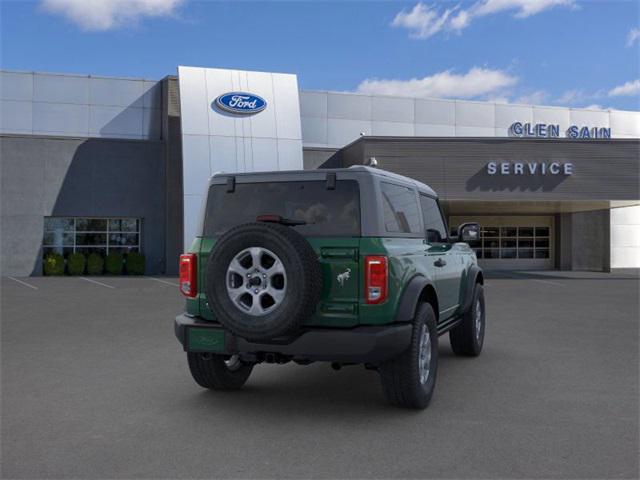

[449,216,554,270]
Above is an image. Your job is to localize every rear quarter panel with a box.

[358,236,433,325]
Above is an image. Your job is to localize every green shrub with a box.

[125,252,145,275]
[43,253,65,276]
[105,252,124,275]
[67,252,86,275]
[86,253,104,275]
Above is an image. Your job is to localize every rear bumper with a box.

[174,314,411,364]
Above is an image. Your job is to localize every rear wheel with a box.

[187,353,253,390]
[379,303,438,409]
[449,284,485,356]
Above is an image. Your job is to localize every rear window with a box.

[203,180,360,237]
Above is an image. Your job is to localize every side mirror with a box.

[457,223,480,243]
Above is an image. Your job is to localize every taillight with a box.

[365,256,388,304]
[179,254,197,298]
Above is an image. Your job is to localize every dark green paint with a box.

[187,327,225,352]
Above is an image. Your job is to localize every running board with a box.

[437,316,463,336]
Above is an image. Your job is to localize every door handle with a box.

[434,258,447,267]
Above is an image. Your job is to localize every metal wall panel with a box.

[182,135,211,195]
[414,123,455,136]
[532,106,571,133]
[327,118,371,146]
[301,116,328,145]
[90,77,145,107]
[371,121,414,136]
[299,91,327,118]
[327,92,371,120]
[415,98,455,125]
[0,100,32,133]
[372,96,414,123]
[570,108,609,128]
[610,110,640,137]
[495,104,534,128]
[454,126,495,137]
[299,89,640,147]
[1,71,33,101]
[1,70,161,140]
[455,101,495,127]
[610,205,640,268]
[273,73,303,140]
[89,105,143,137]
[33,102,89,136]
[34,73,89,104]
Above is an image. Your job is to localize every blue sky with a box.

[1,0,639,110]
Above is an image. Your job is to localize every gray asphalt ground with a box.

[1,271,639,479]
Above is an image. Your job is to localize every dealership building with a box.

[1,66,639,276]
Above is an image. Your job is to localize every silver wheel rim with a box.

[475,299,482,342]
[224,354,241,371]
[418,324,432,385]
[226,247,287,316]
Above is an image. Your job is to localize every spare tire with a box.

[205,222,322,342]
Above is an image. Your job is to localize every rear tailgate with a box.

[305,238,360,327]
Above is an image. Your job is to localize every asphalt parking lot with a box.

[1,271,638,479]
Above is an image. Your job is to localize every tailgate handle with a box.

[320,248,358,260]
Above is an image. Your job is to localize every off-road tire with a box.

[187,353,253,390]
[379,303,438,409]
[450,284,485,356]
[205,222,322,342]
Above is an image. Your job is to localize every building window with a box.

[43,217,141,258]
[471,226,550,260]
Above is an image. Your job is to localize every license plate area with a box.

[186,327,225,353]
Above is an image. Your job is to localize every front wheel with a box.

[379,303,438,409]
[187,353,253,390]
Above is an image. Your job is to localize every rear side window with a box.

[380,182,421,234]
[419,195,447,243]
[204,180,360,237]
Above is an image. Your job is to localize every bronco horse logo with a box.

[336,268,351,287]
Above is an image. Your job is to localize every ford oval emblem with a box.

[214,92,267,115]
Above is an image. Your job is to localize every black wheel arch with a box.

[395,275,440,323]
[460,265,484,315]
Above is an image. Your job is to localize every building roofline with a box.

[340,135,640,150]
[0,68,160,83]
[299,88,640,115]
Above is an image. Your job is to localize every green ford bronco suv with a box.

[174,166,485,409]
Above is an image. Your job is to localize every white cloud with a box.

[608,79,640,97]
[583,104,605,110]
[627,28,640,47]
[470,0,577,19]
[391,3,457,39]
[40,0,184,31]
[515,90,548,105]
[356,67,518,99]
[392,0,576,39]
[557,89,587,105]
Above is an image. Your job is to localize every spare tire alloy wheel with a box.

[226,247,287,316]
[205,222,322,342]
